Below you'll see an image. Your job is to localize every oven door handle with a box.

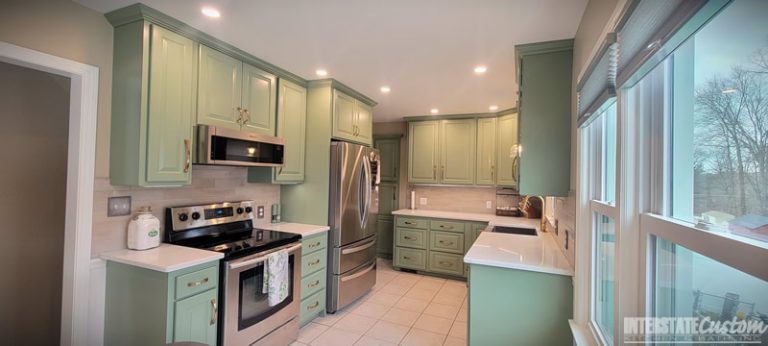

[228,243,302,270]
[341,261,376,282]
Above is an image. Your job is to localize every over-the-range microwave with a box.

[194,125,285,167]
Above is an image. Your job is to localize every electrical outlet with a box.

[107,196,131,217]
[485,201,493,209]
[419,197,428,205]
[257,206,265,219]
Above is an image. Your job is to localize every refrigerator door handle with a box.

[362,155,372,227]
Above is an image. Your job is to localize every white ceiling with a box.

[76,0,587,122]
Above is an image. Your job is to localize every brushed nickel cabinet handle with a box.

[439,225,454,229]
[438,240,453,245]
[242,108,250,125]
[403,256,411,260]
[404,221,416,225]
[308,241,321,248]
[439,261,453,266]
[404,236,416,240]
[308,280,320,288]
[183,139,191,173]
[187,277,209,288]
[307,301,320,310]
[236,107,243,125]
[210,298,217,325]
[309,259,320,266]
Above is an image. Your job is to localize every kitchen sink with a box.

[491,226,537,236]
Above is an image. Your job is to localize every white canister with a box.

[127,206,161,250]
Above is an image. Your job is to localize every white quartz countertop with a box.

[101,244,223,273]
[392,209,573,276]
[255,222,330,237]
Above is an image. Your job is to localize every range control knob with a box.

[245,206,253,214]
[236,207,244,214]
[178,213,189,222]
[191,212,201,220]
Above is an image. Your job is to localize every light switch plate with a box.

[419,197,428,205]
[257,206,265,219]
[485,201,493,209]
[107,196,131,217]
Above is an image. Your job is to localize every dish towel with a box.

[262,249,289,307]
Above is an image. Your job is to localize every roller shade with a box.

[615,0,731,88]
[577,33,617,127]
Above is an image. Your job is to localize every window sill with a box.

[569,320,599,346]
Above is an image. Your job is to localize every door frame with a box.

[0,41,98,346]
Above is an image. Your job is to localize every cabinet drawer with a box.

[300,268,326,300]
[429,220,465,233]
[394,247,427,270]
[302,233,327,255]
[396,217,428,229]
[430,231,464,254]
[428,251,464,277]
[395,227,427,249]
[175,265,217,300]
[300,290,326,326]
[301,249,326,276]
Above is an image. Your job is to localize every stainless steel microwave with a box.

[194,125,285,167]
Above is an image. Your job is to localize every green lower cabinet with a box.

[376,217,394,258]
[468,264,573,346]
[104,261,219,346]
[300,232,328,327]
[427,251,464,276]
[394,247,427,270]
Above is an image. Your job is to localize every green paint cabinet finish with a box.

[375,138,400,182]
[376,182,398,258]
[394,247,427,270]
[427,251,464,276]
[105,261,219,346]
[300,232,328,326]
[332,89,373,145]
[248,79,307,184]
[468,264,573,346]
[439,119,476,185]
[198,45,277,136]
[408,121,440,184]
[395,227,427,249]
[110,22,196,187]
[495,113,519,188]
[516,40,573,196]
[429,231,464,254]
[476,117,497,186]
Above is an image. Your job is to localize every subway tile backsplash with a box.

[409,186,497,214]
[91,166,279,257]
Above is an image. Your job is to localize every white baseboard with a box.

[88,258,106,346]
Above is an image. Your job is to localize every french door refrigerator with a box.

[327,141,380,313]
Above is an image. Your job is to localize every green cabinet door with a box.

[376,218,394,258]
[408,121,440,184]
[356,101,373,145]
[439,119,476,185]
[241,64,277,135]
[375,138,400,182]
[145,26,195,184]
[496,113,519,188]
[274,79,307,182]
[476,117,497,185]
[173,288,217,345]
[198,45,243,131]
[332,90,357,142]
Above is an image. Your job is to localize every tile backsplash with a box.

[92,166,279,257]
[549,192,576,266]
[408,186,497,214]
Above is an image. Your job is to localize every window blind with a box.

[577,33,617,127]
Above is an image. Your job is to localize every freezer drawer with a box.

[332,236,377,275]
[327,259,376,313]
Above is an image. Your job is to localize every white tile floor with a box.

[292,258,468,346]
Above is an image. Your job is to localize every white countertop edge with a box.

[464,257,574,276]
[100,245,223,273]
[254,222,330,237]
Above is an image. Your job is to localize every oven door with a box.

[222,242,301,346]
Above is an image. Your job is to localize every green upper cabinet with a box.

[248,79,307,184]
[198,45,277,136]
[332,89,374,146]
[516,40,573,196]
[496,112,519,188]
[476,117,497,186]
[110,22,196,187]
[439,119,476,185]
[408,121,440,184]
[375,138,400,182]
[241,64,278,135]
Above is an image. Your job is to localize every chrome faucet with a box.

[520,195,547,232]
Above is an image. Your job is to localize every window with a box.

[594,213,616,344]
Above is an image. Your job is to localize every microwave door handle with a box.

[228,243,301,270]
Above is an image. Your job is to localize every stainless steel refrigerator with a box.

[327,141,380,313]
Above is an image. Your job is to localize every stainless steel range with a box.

[165,201,301,346]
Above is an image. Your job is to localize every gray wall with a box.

[0,62,70,345]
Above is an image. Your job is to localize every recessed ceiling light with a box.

[430,108,439,115]
[315,69,328,77]
[380,86,391,93]
[201,6,221,18]
[474,65,487,74]
[489,105,499,111]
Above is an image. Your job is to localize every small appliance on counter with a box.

[271,203,281,223]
[127,206,160,250]
[495,188,521,217]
